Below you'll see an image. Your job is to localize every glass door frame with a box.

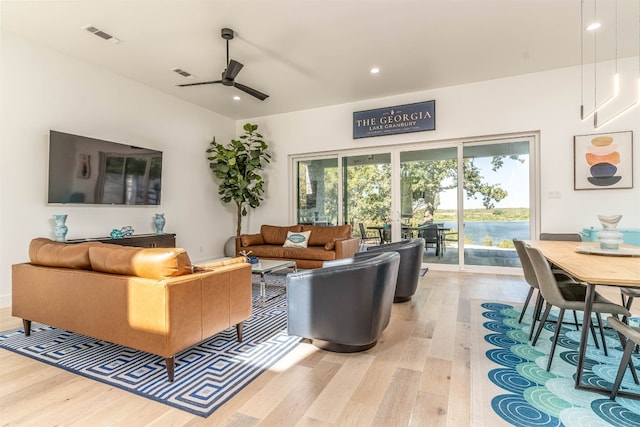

[289,131,540,275]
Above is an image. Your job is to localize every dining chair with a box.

[525,245,630,371]
[358,223,379,250]
[606,317,640,400]
[620,288,640,320]
[513,239,583,340]
[418,223,441,257]
[539,233,582,242]
[539,232,583,278]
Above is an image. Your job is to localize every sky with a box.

[439,156,530,210]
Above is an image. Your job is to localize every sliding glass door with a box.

[460,140,532,268]
[399,147,459,264]
[342,153,391,242]
[292,134,537,271]
[296,158,338,225]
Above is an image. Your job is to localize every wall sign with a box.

[353,100,435,139]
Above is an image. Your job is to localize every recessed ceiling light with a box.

[586,22,601,31]
[370,67,380,74]
[233,95,241,101]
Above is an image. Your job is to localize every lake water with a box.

[441,221,530,244]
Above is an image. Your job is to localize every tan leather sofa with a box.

[12,238,252,382]
[235,224,361,269]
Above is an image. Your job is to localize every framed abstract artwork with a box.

[573,131,633,190]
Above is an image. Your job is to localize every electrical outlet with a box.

[548,191,561,199]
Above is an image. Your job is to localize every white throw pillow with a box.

[283,231,311,248]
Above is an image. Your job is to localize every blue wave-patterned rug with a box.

[482,302,640,426]
[0,274,299,417]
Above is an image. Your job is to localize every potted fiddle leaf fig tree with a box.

[206,123,271,239]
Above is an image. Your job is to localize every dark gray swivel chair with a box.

[359,238,425,302]
[286,251,400,352]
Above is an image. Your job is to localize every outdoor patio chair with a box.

[358,223,380,250]
[418,223,441,257]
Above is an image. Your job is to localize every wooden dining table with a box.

[526,240,640,397]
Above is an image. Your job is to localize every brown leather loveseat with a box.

[12,238,252,381]
[235,224,360,269]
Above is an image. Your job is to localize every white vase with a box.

[597,214,623,250]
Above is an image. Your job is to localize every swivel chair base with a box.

[310,339,377,353]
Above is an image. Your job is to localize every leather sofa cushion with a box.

[301,224,352,246]
[193,256,247,272]
[260,224,302,245]
[283,246,336,261]
[240,233,264,247]
[29,238,103,270]
[242,245,285,259]
[89,246,192,279]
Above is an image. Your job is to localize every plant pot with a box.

[224,236,237,257]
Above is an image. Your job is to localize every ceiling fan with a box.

[177,28,269,101]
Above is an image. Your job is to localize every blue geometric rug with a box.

[482,302,640,426]
[0,274,299,418]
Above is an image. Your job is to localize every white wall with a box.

[241,61,640,236]
[2,30,639,307]
[0,32,237,307]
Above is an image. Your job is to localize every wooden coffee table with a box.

[251,259,297,304]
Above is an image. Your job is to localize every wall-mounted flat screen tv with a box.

[48,130,163,205]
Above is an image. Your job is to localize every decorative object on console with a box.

[597,214,624,250]
[52,214,68,242]
[109,226,134,239]
[154,213,166,234]
[206,123,271,238]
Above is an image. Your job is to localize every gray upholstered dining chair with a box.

[539,232,583,277]
[513,239,583,340]
[525,244,630,371]
[620,288,640,321]
[606,317,640,400]
[539,233,582,242]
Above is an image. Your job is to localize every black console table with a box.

[66,233,176,248]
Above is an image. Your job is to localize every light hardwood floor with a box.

[0,271,632,426]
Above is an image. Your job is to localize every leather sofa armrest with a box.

[334,237,360,259]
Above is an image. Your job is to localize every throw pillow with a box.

[283,230,311,248]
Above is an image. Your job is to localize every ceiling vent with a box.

[82,25,120,43]
[171,68,195,79]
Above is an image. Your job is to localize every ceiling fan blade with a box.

[177,80,222,87]
[224,59,244,80]
[234,82,269,100]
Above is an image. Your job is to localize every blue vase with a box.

[154,213,166,235]
[53,214,68,242]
